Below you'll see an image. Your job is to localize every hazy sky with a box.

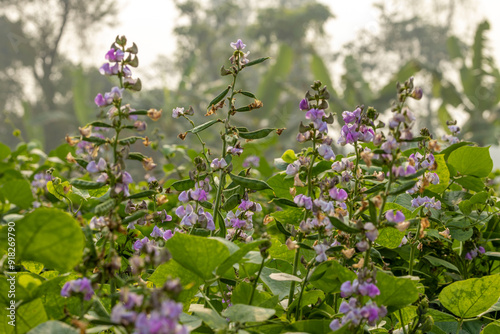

[88,0,500,78]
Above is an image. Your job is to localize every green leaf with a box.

[481,322,500,334]
[94,199,115,215]
[281,149,297,163]
[439,274,500,318]
[289,290,324,311]
[455,176,485,192]
[377,227,406,249]
[270,207,304,226]
[310,261,356,294]
[260,267,291,300]
[118,136,143,145]
[375,272,419,312]
[207,87,230,111]
[128,190,156,199]
[229,173,272,191]
[188,119,222,134]
[0,142,11,160]
[149,260,204,303]
[222,304,275,323]
[70,179,106,190]
[88,121,112,128]
[448,146,493,178]
[166,233,230,280]
[239,128,275,140]
[427,154,450,193]
[243,57,270,67]
[1,178,34,209]
[216,240,267,276]
[329,216,360,233]
[189,304,228,330]
[0,208,84,272]
[1,298,47,334]
[424,255,459,272]
[27,321,79,334]
[287,319,334,334]
[22,261,44,275]
[171,179,195,191]
[221,193,241,211]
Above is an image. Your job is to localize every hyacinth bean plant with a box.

[1,35,500,334]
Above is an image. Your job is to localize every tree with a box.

[0,0,118,149]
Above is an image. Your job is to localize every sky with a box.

[89,0,500,77]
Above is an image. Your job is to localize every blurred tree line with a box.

[1,0,500,159]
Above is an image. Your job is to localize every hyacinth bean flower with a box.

[61,277,94,301]
[385,210,405,223]
[86,157,107,173]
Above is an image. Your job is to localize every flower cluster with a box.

[110,285,188,334]
[465,245,485,260]
[411,196,442,210]
[229,39,250,67]
[225,199,261,242]
[330,271,387,331]
[442,123,461,144]
[175,179,215,230]
[61,277,94,301]
[337,107,375,146]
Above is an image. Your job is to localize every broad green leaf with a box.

[34,275,80,319]
[439,274,500,318]
[310,261,356,294]
[374,272,419,312]
[46,180,72,201]
[21,261,44,275]
[281,149,297,163]
[1,178,34,209]
[27,321,79,334]
[287,319,334,334]
[1,298,47,334]
[455,176,485,192]
[166,233,230,280]
[216,240,267,276]
[427,154,450,193]
[189,304,228,330]
[270,207,304,226]
[260,267,292,300]
[481,322,500,334]
[289,290,324,311]
[0,142,11,160]
[149,260,203,303]
[329,216,360,233]
[448,146,493,178]
[0,208,84,272]
[222,304,275,323]
[377,227,406,249]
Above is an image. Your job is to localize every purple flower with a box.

[340,281,354,298]
[163,230,173,240]
[94,93,108,107]
[294,194,313,210]
[478,246,486,254]
[227,146,243,156]
[61,278,94,301]
[329,187,348,202]
[299,98,309,111]
[150,226,163,238]
[105,48,124,62]
[342,108,362,123]
[133,237,150,251]
[358,283,380,298]
[364,222,379,242]
[286,161,301,176]
[190,188,208,202]
[306,108,328,133]
[211,158,227,170]
[242,155,260,168]
[318,144,335,160]
[86,157,107,173]
[172,107,185,118]
[385,210,405,223]
[356,240,369,252]
[230,39,246,50]
[313,244,329,262]
[330,319,341,331]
